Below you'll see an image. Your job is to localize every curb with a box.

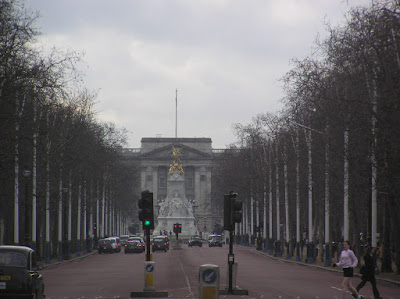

[252,248,400,287]
[42,251,97,269]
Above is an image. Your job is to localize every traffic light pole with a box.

[145,228,151,262]
[221,191,248,296]
[228,229,234,293]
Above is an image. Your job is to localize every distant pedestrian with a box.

[333,240,363,299]
[356,246,381,299]
[300,239,304,258]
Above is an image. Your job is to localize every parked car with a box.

[106,237,121,253]
[188,235,203,247]
[97,238,113,254]
[125,240,143,254]
[128,237,145,252]
[0,245,45,298]
[152,237,168,252]
[208,234,223,247]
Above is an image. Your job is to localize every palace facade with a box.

[119,137,225,233]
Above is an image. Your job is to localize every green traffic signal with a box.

[138,190,154,230]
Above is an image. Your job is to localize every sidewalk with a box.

[252,248,400,287]
[41,250,97,269]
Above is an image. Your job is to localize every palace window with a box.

[159,177,166,188]
[187,177,194,188]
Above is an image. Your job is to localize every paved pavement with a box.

[41,250,97,269]
[252,247,400,287]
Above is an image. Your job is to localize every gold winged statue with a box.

[169,146,184,176]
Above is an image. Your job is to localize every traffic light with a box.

[93,223,97,237]
[224,194,232,230]
[173,223,182,234]
[224,192,242,231]
[138,190,154,230]
[231,192,242,224]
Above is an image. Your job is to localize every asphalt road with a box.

[40,244,400,299]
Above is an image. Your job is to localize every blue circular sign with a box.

[145,264,154,273]
[202,269,217,284]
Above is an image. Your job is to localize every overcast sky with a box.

[26,0,370,149]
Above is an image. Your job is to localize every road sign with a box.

[199,264,219,299]
[202,269,217,284]
[145,263,154,273]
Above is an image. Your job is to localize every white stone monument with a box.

[154,146,198,236]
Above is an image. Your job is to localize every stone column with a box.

[140,167,147,192]
[194,168,202,214]
[152,167,158,199]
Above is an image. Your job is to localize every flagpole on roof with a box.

[175,88,178,139]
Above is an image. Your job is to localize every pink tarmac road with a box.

[40,245,400,298]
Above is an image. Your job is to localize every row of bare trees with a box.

[0,0,137,261]
[214,1,400,272]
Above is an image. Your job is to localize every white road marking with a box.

[178,253,193,298]
[331,286,368,298]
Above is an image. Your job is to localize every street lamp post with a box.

[23,170,31,247]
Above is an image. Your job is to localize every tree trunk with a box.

[381,195,392,272]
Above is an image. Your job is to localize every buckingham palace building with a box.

[119,137,226,233]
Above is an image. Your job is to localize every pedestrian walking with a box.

[356,246,381,299]
[333,240,363,299]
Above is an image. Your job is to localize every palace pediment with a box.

[137,143,214,161]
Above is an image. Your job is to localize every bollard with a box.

[130,261,168,297]
[144,261,155,292]
[199,264,219,299]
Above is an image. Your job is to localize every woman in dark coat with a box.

[356,246,381,299]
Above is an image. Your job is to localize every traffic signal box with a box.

[231,193,243,224]
[173,223,182,234]
[223,192,242,231]
[138,191,154,230]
